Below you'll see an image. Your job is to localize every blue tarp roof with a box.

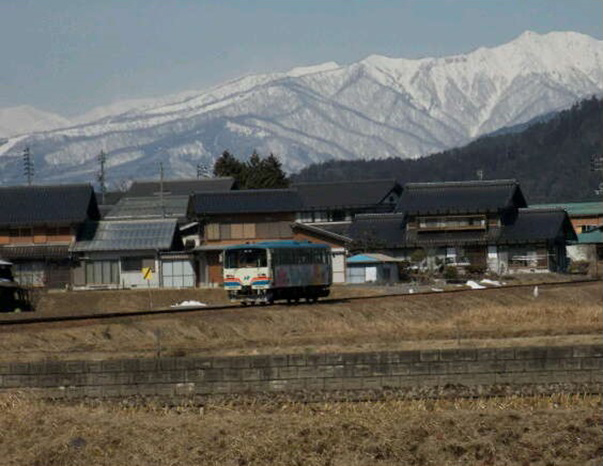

[347,253,400,264]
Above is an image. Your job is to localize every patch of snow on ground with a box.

[480,279,502,286]
[466,280,486,289]
[170,300,207,308]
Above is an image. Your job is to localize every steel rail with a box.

[0,278,598,327]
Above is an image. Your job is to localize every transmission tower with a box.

[23,146,34,186]
[159,162,166,218]
[197,163,213,179]
[97,150,107,204]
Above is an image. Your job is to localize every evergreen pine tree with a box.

[213,150,245,179]
[212,150,290,189]
[262,153,289,188]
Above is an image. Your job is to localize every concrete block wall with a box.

[0,345,601,399]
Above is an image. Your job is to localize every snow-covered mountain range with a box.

[0,30,602,186]
[0,106,71,138]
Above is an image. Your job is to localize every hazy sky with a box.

[1,0,601,117]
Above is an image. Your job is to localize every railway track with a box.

[0,278,598,327]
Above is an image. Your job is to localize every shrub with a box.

[443,266,459,281]
[398,261,412,281]
[466,264,486,277]
[410,249,426,264]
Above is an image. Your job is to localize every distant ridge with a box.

[0,30,602,186]
[293,97,603,204]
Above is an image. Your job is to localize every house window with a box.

[206,223,220,240]
[85,260,119,285]
[313,211,326,222]
[446,247,457,264]
[298,212,314,223]
[230,223,244,239]
[418,215,486,231]
[46,226,71,240]
[162,259,195,288]
[220,223,232,239]
[330,210,346,222]
[33,227,47,244]
[121,257,154,272]
[10,227,33,241]
[257,222,286,239]
[243,223,256,239]
[13,262,45,287]
[508,246,545,268]
[346,266,365,284]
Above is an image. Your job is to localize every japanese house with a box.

[0,184,100,288]
[346,253,401,284]
[293,179,402,223]
[71,218,185,289]
[532,201,603,274]
[188,189,304,285]
[348,180,576,274]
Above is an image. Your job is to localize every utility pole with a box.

[589,152,603,277]
[197,163,211,179]
[23,146,34,186]
[97,150,107,205]
[159,162,165,218]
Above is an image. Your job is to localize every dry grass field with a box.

[0,391,600,465]
[1,282,601,465]
[0,281,600,362]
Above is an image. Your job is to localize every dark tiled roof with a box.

[0,184,99,227]
[499,208,577,243]
[128,177,235,197]
[106,196,189,220]
[293,179,401,209]
[0,245,70,260]
[291,222,352,244]
[348,213,407,248]
[96,191,125,206]
[191,189,303,215]
[72,219,179,252]
[396,180,527,214]
[306,222,353,238]
[346,207,575,250]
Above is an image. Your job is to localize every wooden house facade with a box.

[188,189,304,285]
[0,184,100,288]
[348,180,576,275]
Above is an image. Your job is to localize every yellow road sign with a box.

[142,267,153,280]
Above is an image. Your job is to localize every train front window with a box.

[225,249,267,268]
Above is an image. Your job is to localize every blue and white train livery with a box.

[223,241,332,304]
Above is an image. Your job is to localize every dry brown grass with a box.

[0,282,600,362]
[30,285,383,315]
[0,391,600,465]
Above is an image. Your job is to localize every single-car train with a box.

[223,241,331,304]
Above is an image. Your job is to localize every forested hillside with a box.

[293,97,602,203]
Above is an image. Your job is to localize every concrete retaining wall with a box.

[1,345,601,398]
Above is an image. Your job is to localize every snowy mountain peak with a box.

[287,62,341,77]
[0,105,71,138]
[0,30,601,185]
